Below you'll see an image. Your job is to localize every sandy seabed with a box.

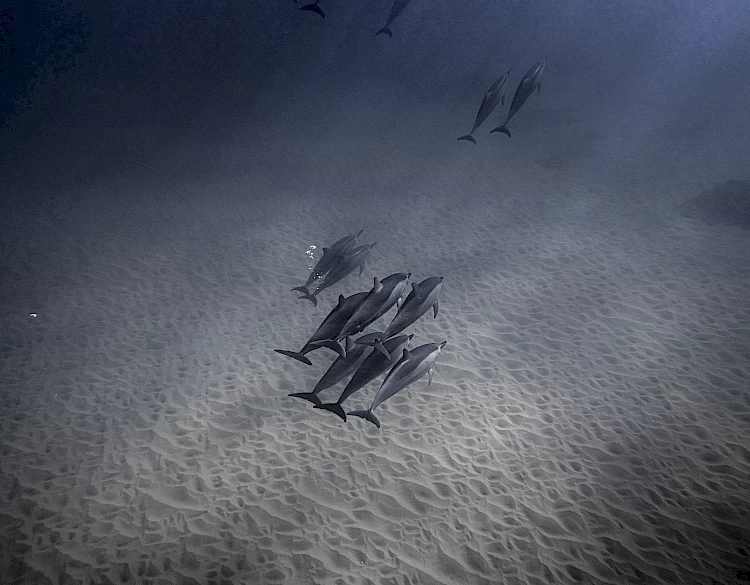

[1,120,749,585]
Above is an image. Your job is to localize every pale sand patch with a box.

[1,147,749,585]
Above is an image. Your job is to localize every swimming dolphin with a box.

[315,334,413,421]
[376,0,414,37]
[490,58,546,138]
[326,272,410,358]
[288,334,381,406]
[299,0,324,18]
[293,230,363,292]
[457,70,511,144]
[274,291,368,364]
[357,276,442,358]
[296,242,376,306]
[348,341,446,428]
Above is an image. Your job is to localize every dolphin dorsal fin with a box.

[338,294,346,305]
[402,348,411,360]
[373,277,382,291]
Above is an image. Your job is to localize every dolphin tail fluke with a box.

[376,26,392,37]
[297,292,318,306]
[354,333,390,359]
[314,402,347,421]
[457,134,477,144]
[491,125,511,138]
[288,392,322,406]
[274,349,313,366]
[347,409,381,428]
[311,339,346,358]
[291,285,309,295]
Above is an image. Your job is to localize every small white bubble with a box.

[28,313,37,319]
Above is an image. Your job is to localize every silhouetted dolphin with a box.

[299,0,324,18]
[288,334,381,406]
[348,341,446,428]
[490,58,546,138]
[274,291,368,364]
[357,276,442,358]
[376,0,413,37]
[293,230,363,292]
[296,242,376,306]
[326,273,410,357]
[315,334,413,420]
[458,70,511,144]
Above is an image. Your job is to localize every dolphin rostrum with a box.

[348,340,447,428]
[274,291,368,364]
[296,242,376,307]
[457,70,511,144]
[293,230,363,292]
[375,0,414,37]
[315,334,413,421]
[357,276,442,358]
[490,57,546,138]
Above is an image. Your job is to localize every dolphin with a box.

[288,334,381,406]
[299,0,325,18]
[315,334,413,421]
[490,58,546,138]
[325,272,411,358]
[348,341,447,428]
[357,276,442,358]
[457,69,511,144]
[375,0,413,37]
[274,291,368,364]
[293,230,363,293]
[296,242,376,307]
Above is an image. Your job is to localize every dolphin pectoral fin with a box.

[344,336,355,354]
[274,349,313,366]
[376,26,392,37]
[359,261,366,275]
[428,367,434,386]
[288,392,323,406]
[490,125,511,138]
[347,409,381,428]
[457,134,477,144]
[433,298,439,318]
[314,402,347,421]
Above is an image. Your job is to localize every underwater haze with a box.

[1,1,749,584]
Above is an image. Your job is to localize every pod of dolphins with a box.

[291,0,548,142]
[276,231,446,428]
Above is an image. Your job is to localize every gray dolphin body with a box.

[274,291,368,365]
[328,272,410,357]
[294,230,363,292]
[458,70,511,144]
[357,276,442,358]
[315,334,413,421]
[288,334,380,406]
[297,242,376,307]
[376,0,413,37]
[490,58,546,138]
[348,340,447,428]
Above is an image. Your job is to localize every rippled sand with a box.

[1,141,749,585]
